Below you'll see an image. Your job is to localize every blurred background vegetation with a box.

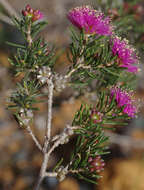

[0,0,144,190]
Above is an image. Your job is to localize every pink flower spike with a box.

[110,86,138,118]
[112,36,139,73]
[68,6,113,36]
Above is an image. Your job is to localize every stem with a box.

[45,172,57,177]
[34,124,80,189]
[48,125,81,155]
[26,126,43,152]
[69,169,84,173]
[27,24,32,47]
[44,169,84,179]
[46,77,54,140]
[65,63,91,79]
[65,36,90,79]
[34,153,50,190]
[34,76,54,190]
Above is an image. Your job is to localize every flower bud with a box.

[88,155,105,173]
[22,10,28,16]
[91,109,103,123]
[26,4,31,11]
[22,5,43,22]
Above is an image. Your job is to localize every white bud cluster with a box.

[54,74,67,92]
[19,108,33,126]
[37,66,51,84]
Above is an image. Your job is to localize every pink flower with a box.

[112,36,139,73]
[110,86,137,118]
[68,6,113,36]
[22,4,43,22]
[88,156,105,173]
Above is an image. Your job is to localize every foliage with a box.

[7,3,141,188]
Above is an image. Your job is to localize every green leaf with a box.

[77,173,98,184]
[6,41,25,49]
[31,21,48,39]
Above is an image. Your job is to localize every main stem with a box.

[46,77,53,140]
[27,24,32,47]
[35,76,54,190]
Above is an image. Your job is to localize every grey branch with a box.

[45,172,57,177]
[34,76,54,190]
[49,125,81,155]
[26,126,43,152]
[41,125,81,182]
[46,76,54,141]
[44,168,84,181]
[51,125,79,142]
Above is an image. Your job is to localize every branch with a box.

[25,126,43,152]
[45,172,57,177]
[34,76,54,190]
[46,76,54,141]
[44,168,84,180]
[0,0,19,19]
[65,37,90,79]
[49,125,81,156]
[65,63,91,79]
[51,125,80,142]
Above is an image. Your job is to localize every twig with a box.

[45,172,57,177]
[25,126,43,152]
[65,63,91,79]
[49,125,81,155]
[51,125,80,142]
[65,38,90,79]
[0,12,14,25]
[34,76,54,190]
[69,169,84,173]
[44,169,84,179]
[106,131,144,149]
[35,124,81,187]
[46,76,54,140]
[0,0,19,19]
